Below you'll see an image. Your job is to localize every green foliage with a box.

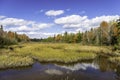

[76,31,82,43]
[113,45,120,51]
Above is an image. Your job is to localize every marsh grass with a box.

[10,43,112,63]
[109,57,120,65]
[0,43,113,68]
[0,55,33,69]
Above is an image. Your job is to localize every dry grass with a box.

[0,43,113,68]
[10,43,112,63]
[0,55,33,69]
[109,57,120,65]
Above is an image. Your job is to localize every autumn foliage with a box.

[41,19,120,46]
[0,25,30,47]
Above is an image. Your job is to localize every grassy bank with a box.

[0,55,33,69]
[109,57,120,65]
[0,43,113,68]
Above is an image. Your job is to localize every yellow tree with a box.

[100,21,111,45]
[55,34,62,42]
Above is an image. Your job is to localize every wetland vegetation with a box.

[0,42,119,69]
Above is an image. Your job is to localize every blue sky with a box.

[0,0,120,38]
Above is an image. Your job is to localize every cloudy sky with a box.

[0,0,120,38]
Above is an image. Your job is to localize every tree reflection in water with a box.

[93,55,120,80]
[0,55,120,80]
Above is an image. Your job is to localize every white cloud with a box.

[0,16,6,19]
[0,18,34,26]
[55,15,87,24]
[8,25,33,32]
[32,23,54,29]
[55,15,119,32]
[17,31,59,39]
[42,32,56,36]
[0,16,55,38]
[7,23,54,32]
[0,16,54,31]
[26,32,59,35]
[45,10,64,16]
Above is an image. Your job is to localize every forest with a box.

[35,19,120,46]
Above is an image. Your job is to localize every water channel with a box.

[0,56,120,80]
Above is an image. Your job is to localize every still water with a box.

[0,56,120,80]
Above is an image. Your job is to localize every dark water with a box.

[0,56,120,80]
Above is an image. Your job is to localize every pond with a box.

[0,56,120,80]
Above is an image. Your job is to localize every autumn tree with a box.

[0,25,30,48]
[55,34,62,42]
[40,19,120,46]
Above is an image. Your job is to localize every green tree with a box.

[76,31,82,43]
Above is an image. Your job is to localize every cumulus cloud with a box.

[8,25,32,32]
[0,16,54,32]
[45,10,64,16]
[0,16,54,38]
[55,15,119,32]
[6,23,54,32]
[0,18,33,27]
[0,16,6,19]
[17,31,59,39]
[55,15,87,24]
[32,23,54,29]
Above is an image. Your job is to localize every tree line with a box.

[40,19,120,46]
[0,25,30,48]
[1,18,120,47]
